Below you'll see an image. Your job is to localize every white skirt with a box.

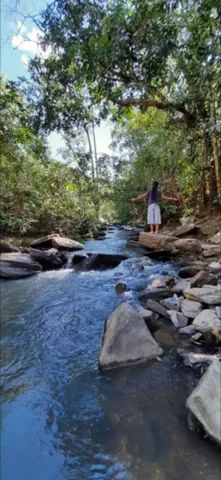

[147,203,161,225]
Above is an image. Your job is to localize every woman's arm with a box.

[161,194,179,202]
[131,193,147,202]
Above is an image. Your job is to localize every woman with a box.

[131,181,178,234]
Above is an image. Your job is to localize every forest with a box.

[1,0,221,238]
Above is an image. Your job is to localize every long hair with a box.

[151,181,159,202]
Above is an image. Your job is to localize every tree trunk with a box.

[212,134,221,203]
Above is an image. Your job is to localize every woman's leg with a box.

[150,224,154,233]
[155,224,159,234]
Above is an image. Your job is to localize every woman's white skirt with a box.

[147,203,161,225]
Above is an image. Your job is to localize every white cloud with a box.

[21,54,29,65]
[11,22,51,65]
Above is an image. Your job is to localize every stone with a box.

[209,231,221,245]
[172,280,190,294]
[99,303,163,369]
[181,299,203,319]
[132,304,156,322]
[173,238,202,254]
[180,215,195,225]
[76,253,127,270]
[167,310,188,328]
[215,306,221,320]
[31,234,83,250]
[178,265,202,279]
[0,252,42,279]
[189,270,211,288]
[189,332,203,344]
[0,240,19,253]
[202,330,221,348]
[203,246,220,258]
[149,275,175,289]
[139,288,173,302]
[208,262,221,274]
[192,310,221,332]
[153,329,175,347]
[115,282,128,294]
[186,361,221,445]
[145,299,170,318]
[139,233,178,251]
[178,349,221,367]
[174,223,196,238]
[161,295,183,312]
[179,325,197,335]
[144,249,178,259]
[72,253,89,266]
[29,248,65,269]
[184,286,221,305]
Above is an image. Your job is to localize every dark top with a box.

[147,189,161,205]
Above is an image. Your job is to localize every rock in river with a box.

[75,253,127,270]
[29,248,65,269]
[31,234,83,250]
[0,252,42,279]
[192,310,221,332]
[181,299,203,319]
[186,360,221,445]
[99,303,163,370]
[184,286,221,305]
[139,232,177,250]
[0,240,19,253]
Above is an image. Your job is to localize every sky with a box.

[1,0,113,160]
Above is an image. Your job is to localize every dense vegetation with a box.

[1,0,220,236]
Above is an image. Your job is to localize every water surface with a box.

[1,228,220,480]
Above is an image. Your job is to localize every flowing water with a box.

[1,228,220,480]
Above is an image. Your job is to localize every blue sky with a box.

[1,0,113,160]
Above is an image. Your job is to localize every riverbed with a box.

[1,228,220,480]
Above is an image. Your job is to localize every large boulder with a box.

[181,299,203,319]
[186,361,221,445]
[99,303,163,369]
[139,233,177,251]
[184,286,221,305]
[192,310,221,332]
[0,252,42,279]
[0,240,19,253]
[31,234,83,250]
[29,248,65,269]
[74,253,127,270]
[173,238,202,254]
[174,223,196,238]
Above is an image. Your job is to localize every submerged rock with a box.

[115,282,128,293]
[99,303,163,370]
[186,360,221,445]
[184,286,221,305]
[192,310,221,332]
[0,252,42,279]
[181,299,203,319]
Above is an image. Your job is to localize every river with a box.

[1,227,220,480]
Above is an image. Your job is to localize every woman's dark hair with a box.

[151,181,159,202]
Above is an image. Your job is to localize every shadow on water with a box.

[0,228,220,480]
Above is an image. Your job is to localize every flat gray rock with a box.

[0,252,42,279]
[181,299,203,319]
[99,303,163,370]
[186,361,221,445]
[192,310,221,332]
[190,270,211,288]
[179,325,197,335]
[172,280,190,294]
[184,286,221,305]
[167,310,188,328]
[146,299,170,318]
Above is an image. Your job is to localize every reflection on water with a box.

[1,229,220,480]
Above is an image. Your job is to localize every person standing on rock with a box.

[131,181,178,234]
